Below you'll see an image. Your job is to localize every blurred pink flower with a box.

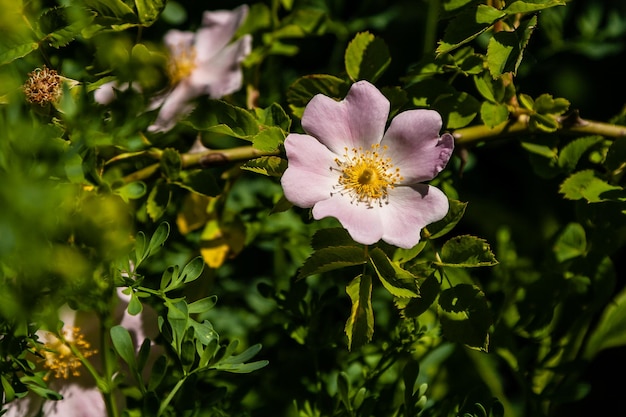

[148,5,252,133]
[4,289,159,417]
[281,80,454,249]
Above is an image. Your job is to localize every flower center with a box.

[168,44,197,84]
[40,326,97,381]
[332,144,403,207]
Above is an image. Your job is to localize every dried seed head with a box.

[22,66,62,106]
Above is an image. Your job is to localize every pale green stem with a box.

[157,376,186,417]
[121,146,278,184]
[453,114,626,146]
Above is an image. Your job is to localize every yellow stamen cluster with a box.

[168,44,197,85]
[22,66,62,106]
[332,144,403,207]
[40,327,97,381]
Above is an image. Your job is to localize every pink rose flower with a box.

[281,80,454,249]
[148,5,252,133]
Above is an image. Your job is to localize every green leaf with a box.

[181,256,205,283]
[473,72,505,103]
[84,0,136,20]
[254,102,291,132]
[148,356,168,391]
[480,101,509,128]
[0,42,39,66]
[369,248,419,298]
[111,325,137,370]
[148,222,170,257]
[287,74,350,118]
[437,5,506,56]
[311,227,360,250]
[585,286,626,359]
[214,360,270,373]
[160,148,181,181]
[160,265,178,292]
[24,383,63,401]
[240,156,287,177]
[487,15,537,78]
[553,222,586,262]
[434,91,480,129]
[392,241,427,263]
[344,274,374,350]
[298,246,367,279]
[559,170,622,202]
[558,136,603,172]
[345,31,391,83]
[127,293,143,315]
[534,93,570,115]
[187,99,259,140]
[39,6,94,48]
[438,284,491,351]
[426,200,467,239]
[439,235,498,267]
[397,273,441,318]
[252,126,285,152]
[165,299,189,353]
[175,169,221,197]
[1,375,15,403]
[503,0,566,14]
[187,296,218,314]
[220,343,263,365]
[146,180,171,221]
[114,181,147,202]
[134,0,165,25]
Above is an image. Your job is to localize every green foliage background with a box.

[1,0,626,416]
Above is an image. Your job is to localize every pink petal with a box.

[195,5,249,62]
[42,383,108,417]
[147,82,197,133]
[380,185,449,248]
[382,110,454,183]
[4,396,43,417]
[312,195,384,245]
[163,30,195,54]
[281,134,338,208]
[301,80,389,155]
[191,34,252,97]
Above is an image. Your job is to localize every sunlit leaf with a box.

[439,235,498,267]
[480,101,509,128]
[368,248,419,298]
[504,0,566,14]
[147,180,171,221]
[134,0,165,25]
[345,31,391,83]
[344,274,374,350]
[559,170,623,202]
[487,15,537,78]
